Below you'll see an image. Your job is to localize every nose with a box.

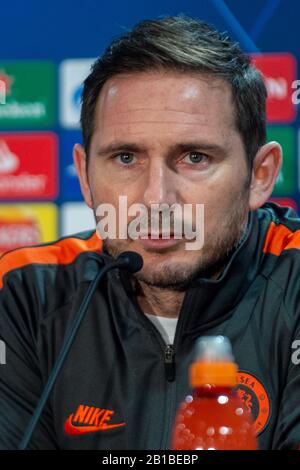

[142,157,178,207]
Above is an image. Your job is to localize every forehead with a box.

[93,70,237,146]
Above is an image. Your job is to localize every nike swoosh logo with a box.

[64,414,126,435]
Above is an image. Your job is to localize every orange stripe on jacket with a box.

[0,232,102,289]
[263,221,300,256]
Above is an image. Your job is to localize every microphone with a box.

[115,250,143,273]
[19,251,143,450]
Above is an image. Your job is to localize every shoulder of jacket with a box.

[261,202,300,257]
[259,204,300,326]
[0,230,102,290]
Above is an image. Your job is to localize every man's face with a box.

[79,71,251,288]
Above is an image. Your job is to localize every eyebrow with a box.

[97,142,146,156]
[96,141,227,157]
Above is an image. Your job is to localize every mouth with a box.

[137,233,180,250]
[140,232,175,239]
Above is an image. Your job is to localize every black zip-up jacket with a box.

[1,202,300,450]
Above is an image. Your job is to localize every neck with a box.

[136,281,184,319]
[133,262,226,319]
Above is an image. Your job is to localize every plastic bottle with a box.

[171,336,258,450]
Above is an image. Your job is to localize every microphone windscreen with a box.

[117,251,143,273]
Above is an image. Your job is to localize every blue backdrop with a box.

[0,0,299,247]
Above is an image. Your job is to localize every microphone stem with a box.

[19,261,118,450]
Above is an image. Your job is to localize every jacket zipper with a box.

[125,276,195,449]
[164,344,176,382]
[160,289,195,449]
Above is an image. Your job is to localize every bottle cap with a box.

[194,336,235,363]
[190,336,238,387]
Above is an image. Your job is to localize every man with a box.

[0,15,299,450]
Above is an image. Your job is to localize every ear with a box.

[249,141,282,211]
[73,143,93,208]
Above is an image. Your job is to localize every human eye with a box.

[114,152,136,165]
[182,152,210,165]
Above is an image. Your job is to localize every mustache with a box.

[125,211,196,234]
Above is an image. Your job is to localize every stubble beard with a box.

[96,187,250,291]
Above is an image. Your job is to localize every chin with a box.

[134,256,199,289]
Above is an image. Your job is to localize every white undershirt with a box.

[144,313,178,345]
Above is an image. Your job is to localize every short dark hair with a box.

[81,15,267,167]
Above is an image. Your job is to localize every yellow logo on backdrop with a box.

[0,203,57,254]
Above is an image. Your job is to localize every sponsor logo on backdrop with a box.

[0,203,58,254]
[269,197,298,212]
[0,218,40,252]
[252,53,297,122]
[72,84,83,111]
[0,141,19,173]
[60,130,83,200]
[0,71,13,101]
[292,80,300,104]
[0,82,5,105]
[269,198,298,212]
[0,133,58,200]
[267,126,296,196]
[66,163,77,178]
[0,62,55,126]
[61,202,95,236]
[0,71,13,105]
[59,59,95,129]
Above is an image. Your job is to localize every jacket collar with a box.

[180,208,266,336]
